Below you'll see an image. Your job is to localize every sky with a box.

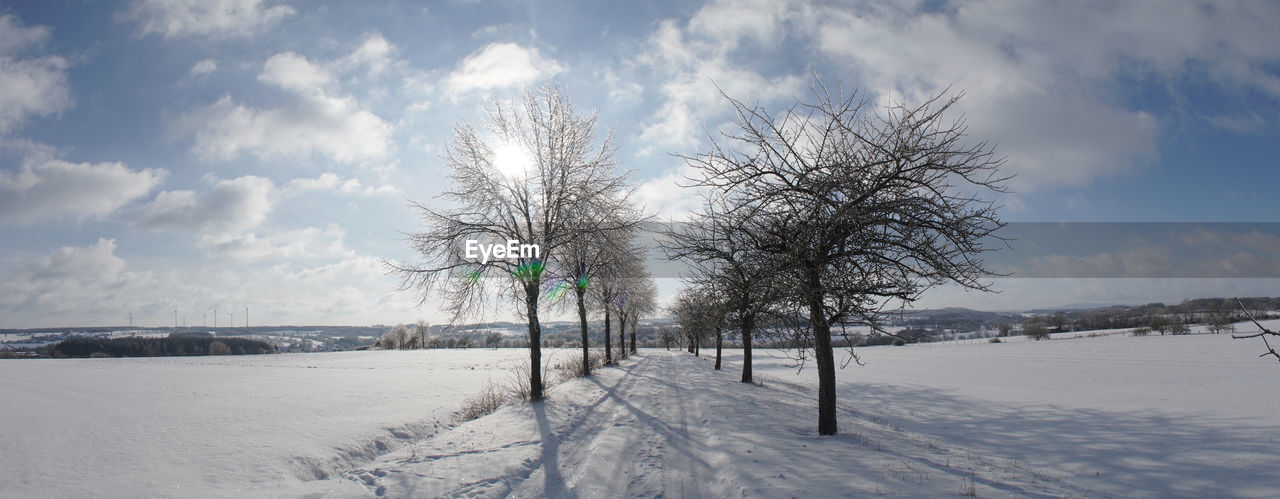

[2,0,1279,328]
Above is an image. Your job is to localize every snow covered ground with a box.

[3,329,1278,497]
[0,349,535,497]
[729,325,1280,497]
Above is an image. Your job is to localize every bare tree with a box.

[631,279,657,355]
[550,163,643,376]
[379,324,411,350]
[414,320,430,349]
[1207,312,1235,335]
[683,78,1007,435]
[386,84,620,401]
[615,269,657,357]
[670,282,731,369]
[663,193,779,382]
[1023,319,1049,341]
[593,245,645,363]
[659,327,677,350]
[1149,315,1173,335]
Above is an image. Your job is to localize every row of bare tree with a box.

[662,79,1009,435]
[387,76,1010,435]
[386,84,656,400]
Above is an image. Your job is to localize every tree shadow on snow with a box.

[844,382,1280,497]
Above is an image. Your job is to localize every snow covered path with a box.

[307,350,1082,498]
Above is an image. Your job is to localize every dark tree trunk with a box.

[694,332,700,357]
[714,328,723,370]
[603,307,612,364]
[740,310,755,383]
[806,280,836,435]
[525,284,543,401]
[630,321,637,355]
[575,287,590,376]
[618,312,627,360]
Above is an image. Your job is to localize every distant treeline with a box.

[46,335,276,358]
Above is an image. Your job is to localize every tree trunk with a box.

[806,279,836,435]
[694,332,700,357]
[714,328,722,370]
[618,311,627,360]
[740,310,755,383]
[603,307,612,364]
[525,284,543,401]
[575,287,590,376]
[630,319,637,355]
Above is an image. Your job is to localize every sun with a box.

[492,141,534,180]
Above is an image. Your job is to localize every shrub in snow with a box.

[1132,327,1150,336]
[455,382,507,422]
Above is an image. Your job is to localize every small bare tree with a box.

[662,193,779,382]
[592,244,646,363]
[1023,319,1049,341]
[670,282,731,369]
[615,268,657,357]
[379,324,412,350]
[1207,312,1235,335]
[551,165,643,376]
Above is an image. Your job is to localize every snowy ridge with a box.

[290,419,448,481]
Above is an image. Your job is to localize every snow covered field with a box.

[3,330,1278,497]
[729,326,1280,497]
[0,349,534,496]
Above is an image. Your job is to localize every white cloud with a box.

[686,0,789,49]
[806,2,1162,192]
[178,44,394,164]
[0,14,72,136]
[0,157,165,225]
[188,58,218,78]
[335,33,395,75]
[283,172,397,196]
[258,51,330,94]
[630,0,1280,194]
[443,42,563,97]
[134,175,273,236]
[126,0,295,40]
[634,18,805,154]
[470,23,514,39]
[632,165,705,221]
[803,0,1280,191]
[197,224,355,263]
[0,239,425,327]
[599,68,643,104]
[0,239,132,318]
[34,238,127,282]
